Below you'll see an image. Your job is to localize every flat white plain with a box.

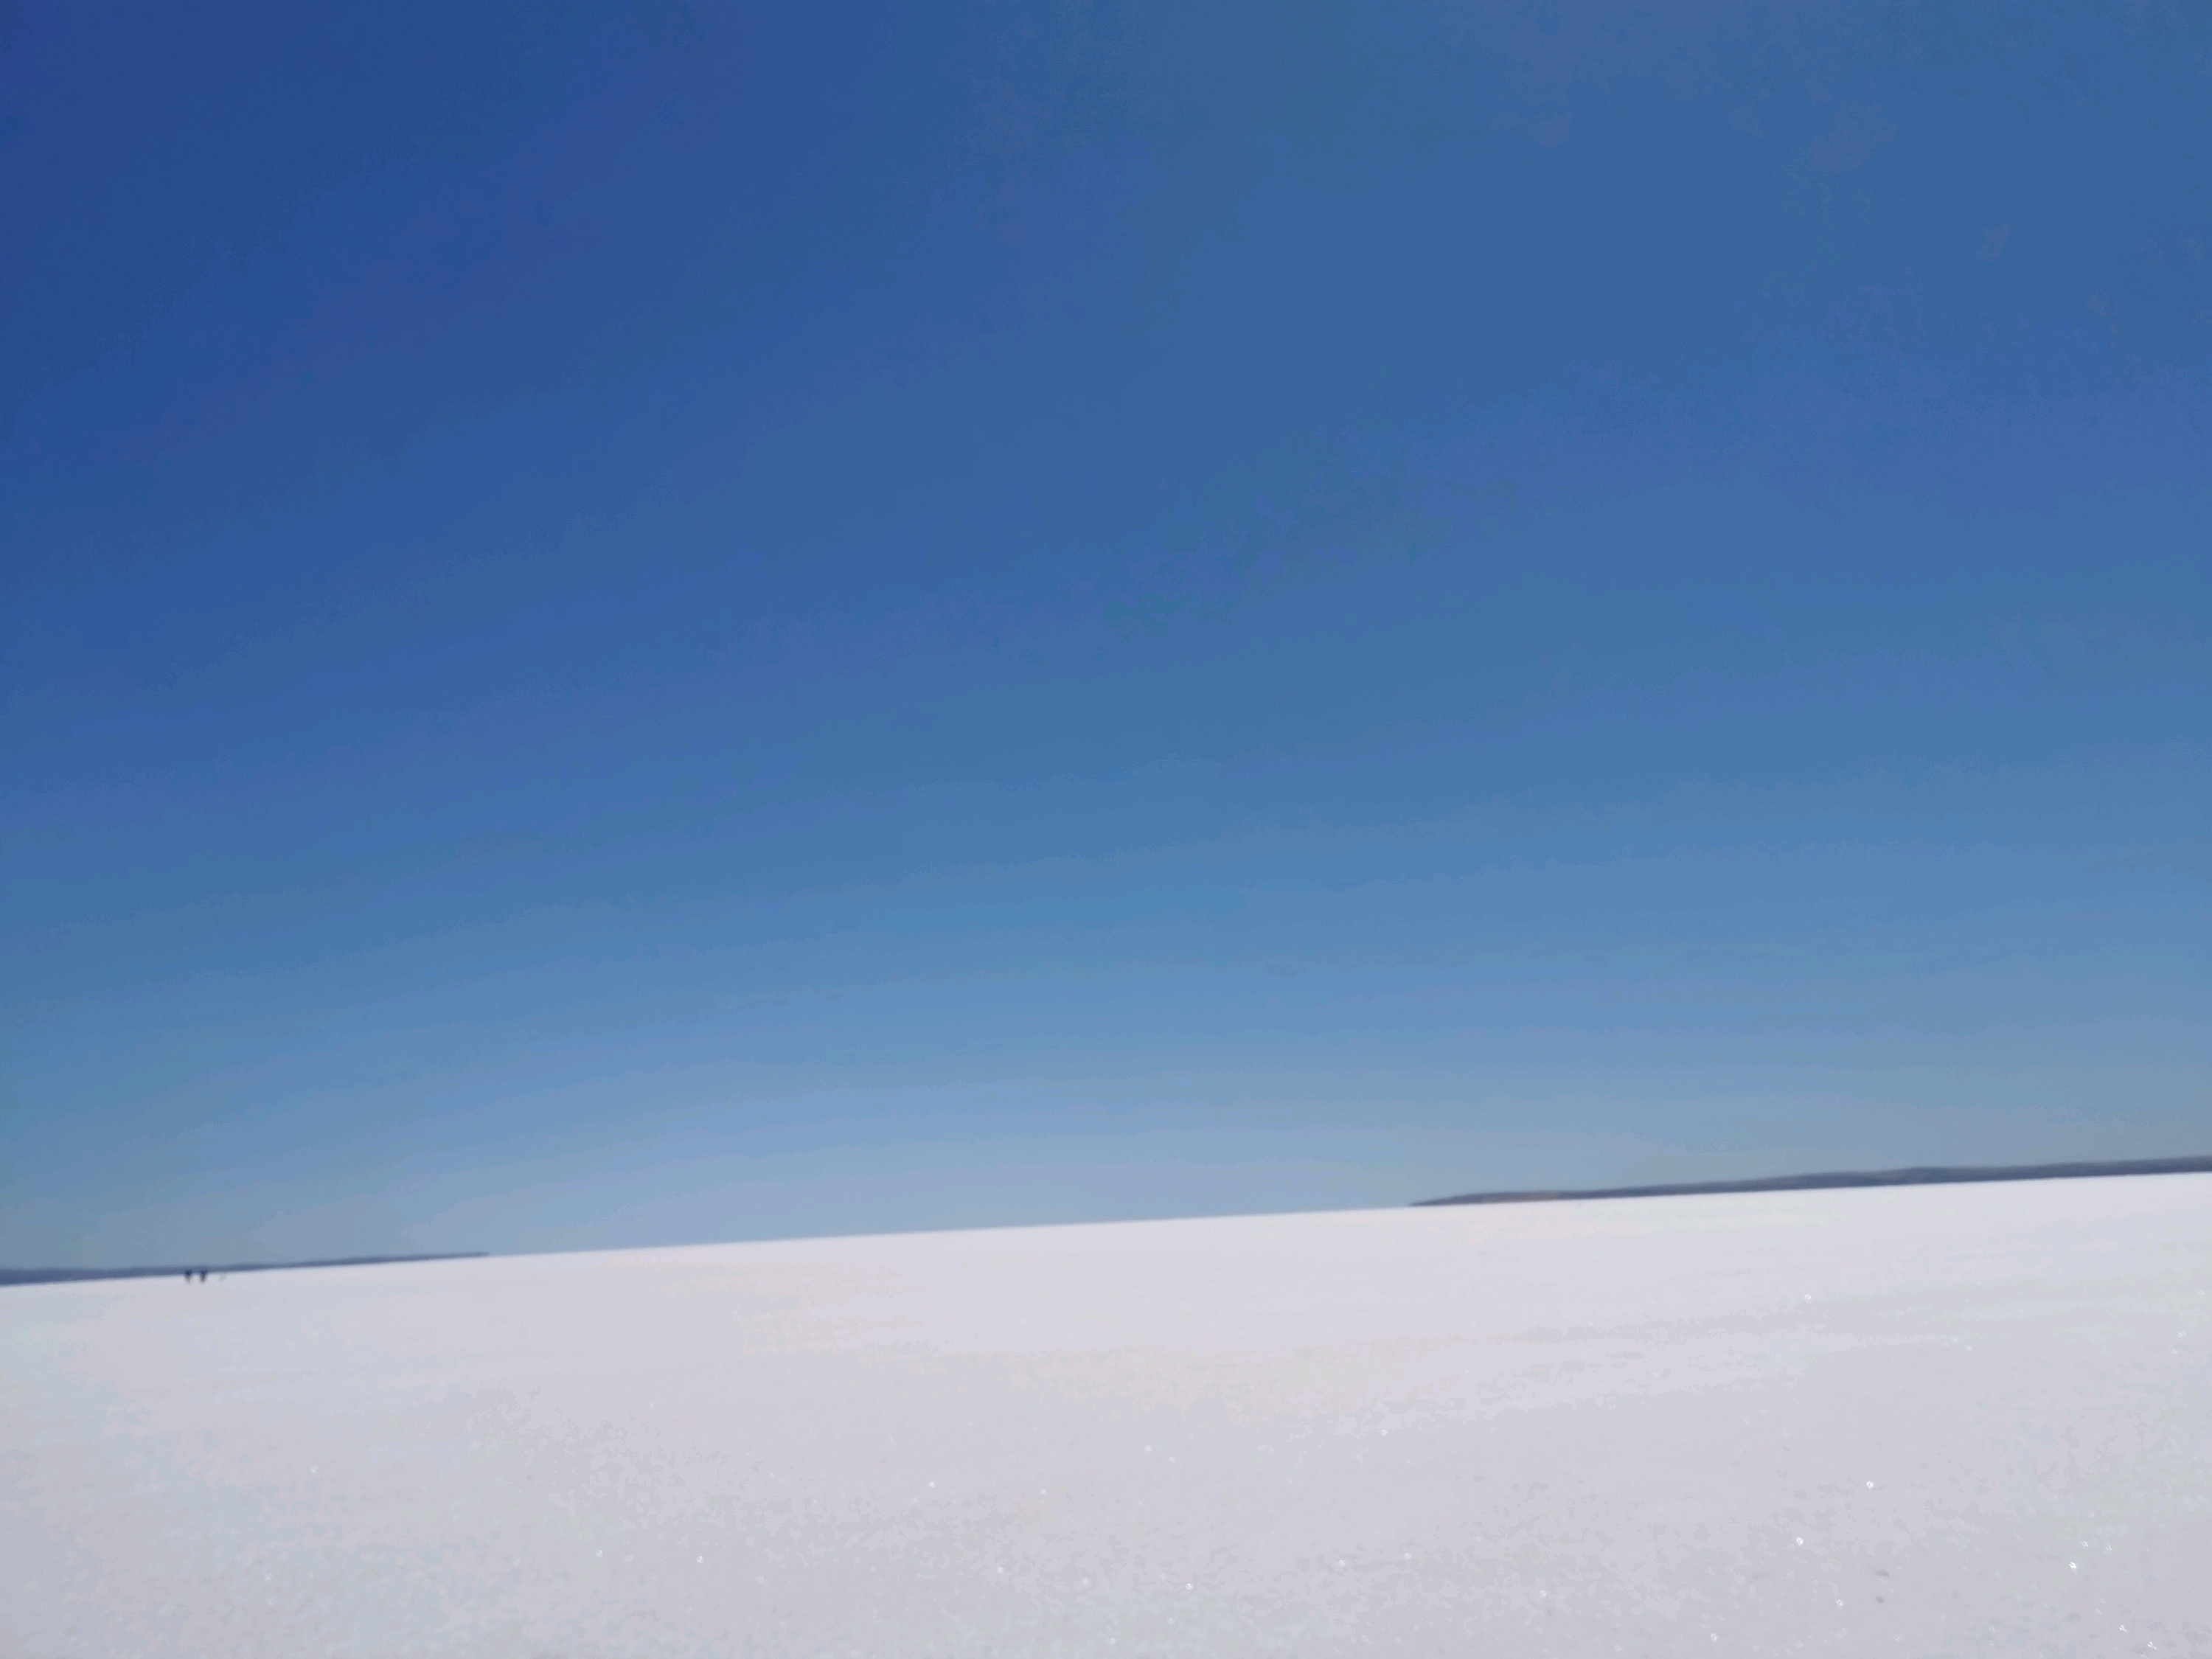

[5,1175,2208,1657]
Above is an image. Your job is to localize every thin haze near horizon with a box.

[4,1,2207,1267]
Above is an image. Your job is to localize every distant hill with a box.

[1,1253,487,1288]
[1416,1154,2212,1208]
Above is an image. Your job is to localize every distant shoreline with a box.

[15,1158,2211,1281]
[1415,1154,2212,1208]
[0,1253,488,1289]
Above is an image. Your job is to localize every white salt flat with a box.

[6,1174,2208,1656]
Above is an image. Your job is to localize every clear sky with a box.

[4,1,2207,1267]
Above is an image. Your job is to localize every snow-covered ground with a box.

[6,1175,2208,1658]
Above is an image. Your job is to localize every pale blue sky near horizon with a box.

[4,0,2208,1265]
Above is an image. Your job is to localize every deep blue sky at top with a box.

[3,1,2207,1265]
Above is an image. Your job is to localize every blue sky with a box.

[4,1,2207,1265]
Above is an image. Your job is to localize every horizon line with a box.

[1414,1154,2212,1208]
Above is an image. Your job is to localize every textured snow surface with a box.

[5,1176,2209,1658]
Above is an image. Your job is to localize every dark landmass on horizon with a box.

[1416,1154,2212,1208]
[14,1158,2211,1281]
[0,1253,488,1288]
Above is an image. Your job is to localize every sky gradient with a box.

[4,0,2208,1265]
